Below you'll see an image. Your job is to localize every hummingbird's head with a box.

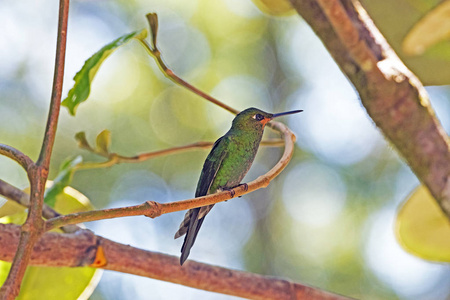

[231,107,302,132]
[231,108,273,131]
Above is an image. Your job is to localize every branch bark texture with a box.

[0,224,349,300]
[289,0,450,217]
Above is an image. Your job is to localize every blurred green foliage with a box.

[361,0,450,85]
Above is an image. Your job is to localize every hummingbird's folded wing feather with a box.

[195,135,230,197]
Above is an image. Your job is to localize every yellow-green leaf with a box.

[62,29,148,116]
[54,185,94,214]
[0,186,100,299]
[360,0,450,85]
[95,129,111,155]
[251,0,296,16]
[396,185,450,262]
[0,265,103,300]
[0,199,25,218]
[44,156,83,208]
[402,1,450,55]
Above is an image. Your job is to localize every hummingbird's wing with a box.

[175,135,230,265]
[195,135,230,198]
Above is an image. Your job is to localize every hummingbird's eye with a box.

[253,113,264,121]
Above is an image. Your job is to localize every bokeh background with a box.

[1,1,450,299]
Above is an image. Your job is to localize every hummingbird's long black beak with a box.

[272,110,303,119]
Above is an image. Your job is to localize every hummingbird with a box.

[174,107,302,265]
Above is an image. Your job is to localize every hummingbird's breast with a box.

[209,131,263,193]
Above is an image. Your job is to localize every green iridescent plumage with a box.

[175,107,302,265]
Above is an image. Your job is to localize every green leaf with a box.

[395,185,450,262]
[95,129,111,155]
[0,264,102,300]
[0,199,26,218]
[0,187,100,299]
[62,29,148,115]
[250,0,295,16]
[44,156,83,208]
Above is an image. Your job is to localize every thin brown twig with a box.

[0,180,30,208]
[36,3,69,169]
[0,0,70,298]
[137,13,239,116]
[76,139,284,171]
[0,144,33,171]
[45,121,295,231]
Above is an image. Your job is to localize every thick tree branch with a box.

[0,0,70,298]
[45,121,295,230]
[289,0,450,218]
[0,223,349,300]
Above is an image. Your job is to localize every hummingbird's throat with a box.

[260,117,272,126]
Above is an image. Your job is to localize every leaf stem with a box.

[137,14,239,115]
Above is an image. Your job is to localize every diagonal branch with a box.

[0,223,349,300]
[289,0,450,218]
[45,121,295,230]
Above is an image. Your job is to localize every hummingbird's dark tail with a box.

[180,210,204,265]
[175,205,214,265]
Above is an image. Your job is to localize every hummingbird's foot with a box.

[238,183,248,198]
[219,187,236,199]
